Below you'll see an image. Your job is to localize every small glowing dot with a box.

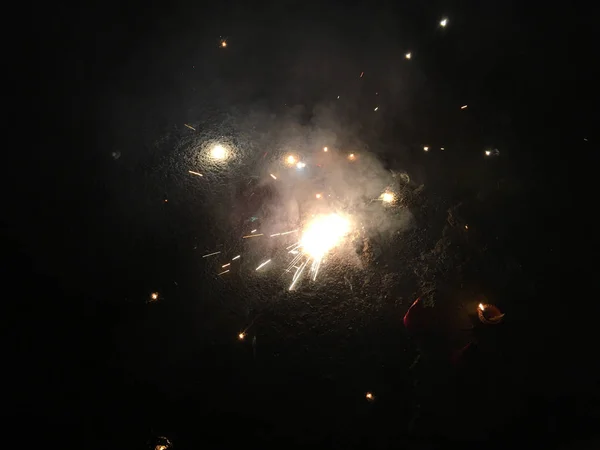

[405,52,411,59]
[423,146,429,152]
[316,193,322,199]
[478,303,485,311]
[440,147,445,151]
[323,147,328,152]
[348,153,356,160]
[440,18,448,27]
[374,106,379,111]
[286,155,296,164]
[164,199,168,203]
[366,392,374,400]
[485,150,491,156]
[238,332,246,340]
[337,95,340,99]
[220,40,227,48]
[150,292,159,301]
[296,161,306,169]
[465,225,469,230]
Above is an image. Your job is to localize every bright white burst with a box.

[210,144,228,160]
[286,213,351,290]
[381,192,395,203]
[300,214,350,260]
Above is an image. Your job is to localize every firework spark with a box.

[202,251,221,258]
[188,170,203,177]
[255,259,272,271]
[287,213,351,290]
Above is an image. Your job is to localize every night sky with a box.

[12,1,599,449]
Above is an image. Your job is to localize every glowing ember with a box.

[300,214,350,260]
[286,154,296,165]
[423,146,429,151]
[485,150,492,156]
[150,292,159,301]
[238,332,246,340]
[210,144,227,160]
[440,18,448,27]
[220,40,227,48]
[365,392,374,401]
[348,153,356,160]
[405,52,411,59]
[381,192,395,203]
[479,303,485,311]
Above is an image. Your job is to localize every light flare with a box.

[381,192,395,203]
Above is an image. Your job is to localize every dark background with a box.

[10,0,598,448]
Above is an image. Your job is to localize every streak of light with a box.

[188,170,203,177]
[286,252,303,272]
[270,233,281,237]
[289,260,309,290]
[281,229,298,235]
[217,269,230,276]
[405,52,411,59]
[184,123,196,131]
[440,147,445,151]
[202,251,221,258]
[286,242,300,249]
[311,258,321,281]
[440,18,448,27]
[423,146,429,152]
[242,233,263,239]
[374,106,379,111]
[232,255,241,260]
[479,303,485,311]
[360,71,364,78]
[255,259,271,271]
[222,263,231,268]
[461,105,468,109]
[270,173,277,180]
[323,147,328,152]
[251,229,257,233]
